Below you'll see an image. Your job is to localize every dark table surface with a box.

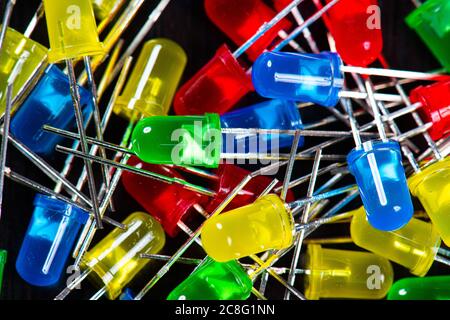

[0,0,447,300]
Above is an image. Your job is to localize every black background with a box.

[0,0,448,301]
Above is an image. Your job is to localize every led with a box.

[201,194,295,262]
[131,113,222,168]
[15,194,89,286]
[220,99,304,151]
[167,257,252,300]
[409,80,450,141]
[119,288,135,300]
[173,44,253,115]
[121,156,209,237]
[114,38,187,122]
[252,51,345,107]
[387,275,450,300]
[408,157,450,247]
[10,65,93,156]
[92,0,123,20]
[206,163,295,213]
[173,0,314,116]
[204,0,292,62]
[321,0,383,66]
[0,250,6,295]
[43,0,104,63]
[81,212,165,300]
[43,0,105,228]
[350,206,441,277]
[252,51,446,107]
[0,27,48,114]
[406,0,450,72]
[347,140,414,231]
[305,244,393,299]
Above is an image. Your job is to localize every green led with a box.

[0,250,7,295]
[387,275,450,300]
[406,0,450,72]
[167,257,252,300]
[131,113,222,168]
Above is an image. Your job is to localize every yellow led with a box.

[201,194,294,262]
[305,244,394,300]
[43,0,104,63]
[92,0,122,20]
[408,157,450,247]
[0,27,48,113]
[350,207,440,277]
[114,38,187,121]
[81,212,165,300]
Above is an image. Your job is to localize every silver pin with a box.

[83,56,114,210]
[46,124,385,164]
[54,57,133,195]
[133,161,285,300]
[23,1,43,38]
[351,73,420,154]
[4,167,88,212]
[0,51,27,219]
[379,57,442,161]
[272,0,341,53]
[107,0,173,86]
[0,0,16,51]
[285,148,321,300]
[139,253,202,265]
[277,29,306,53]
[5,166,125,229]
[364,80,388,141]
[280,131,302,201]
[249,255,306,300]
[8,135,92,206]
[364,77,421,171]
[72,144,132,268]
[77,0,146,85]
[97,0,128,35]
[288,6,320,53]
[66,59,103,229]
[55,145,216,197]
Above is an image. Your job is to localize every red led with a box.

[410,81,450,141]
[121,156,209,237]
[204,0,292,62]
[205,163,294,213]
[173,44,253,115]
[272,0,295,12]
[321,0,383,67]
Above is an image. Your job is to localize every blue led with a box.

[10,65,93,156]
[347,140,414,231]
[220,99,304,152]
[252,51,345,107]
[15,194,89,286]
[119,288,135,300]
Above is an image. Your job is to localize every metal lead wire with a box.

[133,162,285,300]
[285,148,322,300]
[280,131,302,201]
[24,0,43,38]
[108,0,173,86]
[273,0,341,52]
[232,0,305,58]
[0,52,28,219]
[66,59,103,229]
[0,0,15,51]
[55,145,216,197]
[83,57,112,209]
